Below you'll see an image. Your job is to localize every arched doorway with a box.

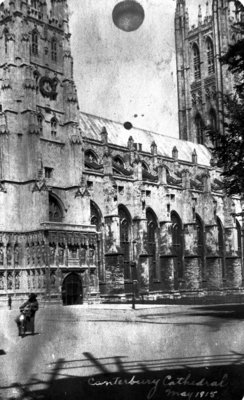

[62,273,83,305]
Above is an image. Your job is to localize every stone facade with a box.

[0,0,243,304]
[175,0,243,143]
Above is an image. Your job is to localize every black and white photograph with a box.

[1,0,244,399]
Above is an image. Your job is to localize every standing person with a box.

[17,293,39,336]
[8,295,12,310]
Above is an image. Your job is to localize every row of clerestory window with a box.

[193,38,214,80]
[31,30,57,61]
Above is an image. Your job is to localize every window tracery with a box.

[32,30,38,56]
[49,194,63,222]
[193,44,201,80]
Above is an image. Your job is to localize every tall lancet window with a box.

[193,44,201,80]
[195,113,204,144]
[51,37,57,62]
[32,30,38,56]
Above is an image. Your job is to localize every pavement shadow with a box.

[1,351,244,400]
[190,304,244,319]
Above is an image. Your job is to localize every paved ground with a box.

[1,303,244,399]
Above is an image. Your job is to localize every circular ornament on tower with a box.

[39,76,57,100]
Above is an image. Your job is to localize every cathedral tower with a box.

[175,0,243,144]
[0,0,98,302]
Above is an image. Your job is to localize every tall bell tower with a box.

[0,0,83,230]
[0,0,98,303]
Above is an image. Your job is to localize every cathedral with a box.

[0,0,243,305]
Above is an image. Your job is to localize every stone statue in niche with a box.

[58,247,65,265]
[50,246,55,265]
[14,245,19,265]
[41,244,47,265]
[15,272,20,289]
[0,247,3,265]
[0,273,4,289]
[6,246,12,265]
[26,245,30,265]
[31,245,36,265]
[89,248,95,264]
[50,272,56,288]
[7,272,13,290]
[80,247,86,264]
[27,271,31,290]
[36,245,41,265]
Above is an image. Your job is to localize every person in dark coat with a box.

[17,293,39,336]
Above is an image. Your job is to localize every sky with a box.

[67,0,212,138]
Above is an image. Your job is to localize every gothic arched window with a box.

[113,156,124,167]
[209,108,217,131]
[206,37,214,74]
[51,118,57,137]
[146,208,158,280]
[195,113,204,144]
[193,43,201,80]
[49,194,63,222]
[32,30,38,56]
[4,28,8,54]
[90,201,102,231]
[119,205,131,280]
[37,114,43,135]
[171,211,184,285]
[51,37,57,62]
[85,150,98,163]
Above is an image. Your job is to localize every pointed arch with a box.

[3,27,8,54]
[216,216,225,280]
[85,149,98,163]
[51,36,57,62]
[209,108,217,131]
[196,214,205,283]
[37,113,43,135]
[118,205,132,280]
[51,117,58,137]
[113,155,124,167]
[206,37,214,74]
[171,211,184,286]
[31,29,38,56]
[49,193,63,222]
[90,200,102,231]
[195,113,204,144]
[146,207,158,280]
[193,43,201,80]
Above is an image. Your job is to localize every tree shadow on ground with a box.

[1,351,244,400]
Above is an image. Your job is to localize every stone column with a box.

[205,224,223,289]
[159,221,175,291]
[184,223,201,290]
[225,227,242,288]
